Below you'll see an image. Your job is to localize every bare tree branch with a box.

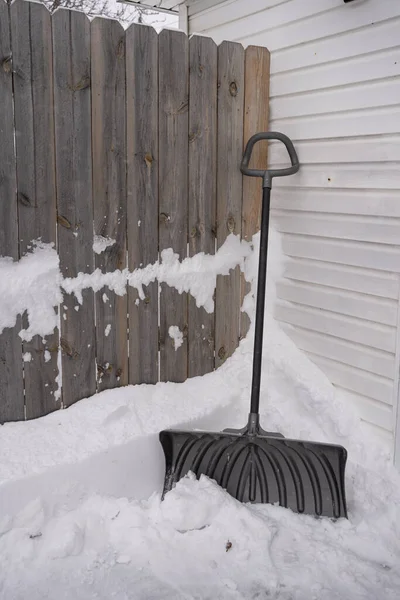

[37,0,161,26]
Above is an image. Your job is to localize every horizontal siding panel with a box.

[269,137,400,165]
[274,301,397,353]
[276,279,398,326]
[160,1,182,8]
[271,18,400,74]
[281,324,395,379]
[271,188,400,218]
[335,387,393,432]
[282,258,400,300]
[190,0,286,31]
[273,211,400,246]
[193,0,339,45]
[272,162,400,189]
[281,234,400,273]
[270,48,400,97]
[237,0,400,51]
[359,418,393,444]
[270,107,400,141]
[308,353,393,405]
[270,80,400,120]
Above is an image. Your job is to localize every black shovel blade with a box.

[159,430,347,519]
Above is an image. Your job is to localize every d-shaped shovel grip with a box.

[241,131,299,188]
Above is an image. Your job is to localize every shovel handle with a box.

[241,131,299,188]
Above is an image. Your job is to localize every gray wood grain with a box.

[215,41,244,369]
[0,0,24,423]
[11,0,60,419]
[53,8,96,407]
[188,35,217,377]
[158,29,189,383]
[240,45,270,339]
[126,24,159,385]
[91,18,128,391]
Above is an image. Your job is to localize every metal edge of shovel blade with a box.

[159,429,348,519]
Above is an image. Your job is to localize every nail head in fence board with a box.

[188,35,217,377]
[159,29,189,383]
[215,41,244,368]
[126,24,159,385]
[11,0,60,419]
[0,1,24,423]
[91,18,128,391]
[241,46,270,339]
[53,8,96,407]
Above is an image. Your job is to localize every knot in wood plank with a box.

[116,39,125,60]
[159,212,171,224]
[61,338,79,360]
[97,362,113,376]
[227,216,236,233]
[218,346,226,360]
[229,81,238,97]
[69,74,90,92]
[57,214,71,229]
[2,55,12,74]
[144,153,153,167]
[189,128,200,143]
[18,192,32,207]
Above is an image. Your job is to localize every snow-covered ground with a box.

[1,232,400,599]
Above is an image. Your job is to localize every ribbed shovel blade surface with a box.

[159,430,347,519]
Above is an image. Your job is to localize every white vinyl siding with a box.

[188,0,400,455]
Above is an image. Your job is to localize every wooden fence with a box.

[0,0,269,423]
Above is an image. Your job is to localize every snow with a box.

[0,240,62,341]
[0,233,249,339]
[92,235,116,254]
[0,230,400,598]
[169,325,184,350]
[65,233,250,310]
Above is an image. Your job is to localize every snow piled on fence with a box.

[0,233,250,340]
[0,230,400,599]
[0,240,63,341]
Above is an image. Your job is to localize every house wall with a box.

[188,0,400,455]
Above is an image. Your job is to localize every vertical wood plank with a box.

[158,29,189,383]
[188,35,217,377]
[53,8,96,407]
[241,46,270,338]
[215,41,245,368]
[11,0,60,419]
[126,24,159,385]
[0,1,24,423]
[91,18,127,391]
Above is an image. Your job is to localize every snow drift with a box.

[0,230,399,599]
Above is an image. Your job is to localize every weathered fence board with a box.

[53,8,96,407]
[91,17,128,391]
[0,4,270,422]
[11,0,60,418]
[0,1,24,423]
[158,29,189,383]
[240,46,270,338]
[215,41,245,368]
[126,24,159,385]
[188,35,218,377]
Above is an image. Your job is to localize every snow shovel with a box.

[159,132,348,519]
